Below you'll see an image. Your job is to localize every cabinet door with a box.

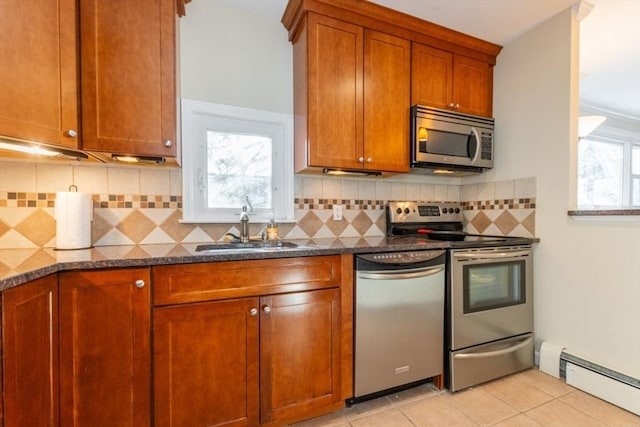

[59,268,151,427]
[305,13,364,170]
[452,55,494,117]
[364,30,411,173]
[260,288,341,425]
[411,43,453,110]
[153,298,260,427]
[0,0,78,148]
[2,275,59,427]
[79,0,176,156]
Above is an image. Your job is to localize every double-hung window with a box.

[578,131,640,208]
[181,99,294,223]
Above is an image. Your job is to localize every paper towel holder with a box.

[54,186,93,250]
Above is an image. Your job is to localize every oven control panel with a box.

[387,201,463,223]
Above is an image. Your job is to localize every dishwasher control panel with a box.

[357,250,445,268]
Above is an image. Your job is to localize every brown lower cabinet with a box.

[2,274,59,427]
[0,255,352,427]
[59,268,151,427]
[152,255,351,426]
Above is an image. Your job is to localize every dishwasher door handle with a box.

[357,266,444,281]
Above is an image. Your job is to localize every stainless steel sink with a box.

[195,241,300,252]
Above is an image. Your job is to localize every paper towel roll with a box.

[539,341,565,378]
[55,191,93,250]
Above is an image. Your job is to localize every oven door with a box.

[450,246,533,350]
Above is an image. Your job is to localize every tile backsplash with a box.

[0,160,536,249]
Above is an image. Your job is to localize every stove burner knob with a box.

[396,208,402,214]
[404,208,410,214]
[455,208,460,213]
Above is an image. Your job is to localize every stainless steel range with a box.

[386,201,534,392]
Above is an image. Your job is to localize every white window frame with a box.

[181,99,294,223]
[577,127,640,209]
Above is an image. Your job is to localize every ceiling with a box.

[216,0,640,120]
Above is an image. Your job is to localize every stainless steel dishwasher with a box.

[353,249,445,401]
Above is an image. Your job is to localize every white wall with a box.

[179,1,293,115]
[492,7,640,379]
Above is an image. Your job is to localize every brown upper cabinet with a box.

[412,43,494,117]
[292,13,410,174]
[0,0,177,157]
[80,0,177,157]
[283,0,501,173]
[0,0,79,149]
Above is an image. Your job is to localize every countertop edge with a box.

[0,237,536,291]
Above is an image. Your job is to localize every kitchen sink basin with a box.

[195,241,300,252]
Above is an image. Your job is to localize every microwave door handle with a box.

[469,127,481,163]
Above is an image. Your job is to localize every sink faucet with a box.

[239,205,250,243]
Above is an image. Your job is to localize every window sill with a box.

[568,209,640,219]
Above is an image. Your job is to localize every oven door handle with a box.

[453,335,533,360]
[357,266,444,281]
[453,250,531,260]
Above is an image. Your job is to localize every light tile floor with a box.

[291,368,640,426]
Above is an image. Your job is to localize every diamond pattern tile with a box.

[325,217,350,237]
[521,211,536,236]
[91,210,113,245]
[297,211,324,237]
[494,211,519,235]
[351,211,374,236]
[14,209,56,247]
[0,219,10,238]
[159,210,194,242]
[116,210,157,244]
[470,211,492,234]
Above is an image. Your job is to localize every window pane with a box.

[633,146,640,175]
[206,131,272,209]
[578,139,624,207]
[633,178,640,206]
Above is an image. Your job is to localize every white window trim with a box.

[180,99,294,223]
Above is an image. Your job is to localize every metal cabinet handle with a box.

[263,306,271,314]
[134,279,145,289]
[66,129,78,138]
[163,139,173,147]
[250,308,258,316]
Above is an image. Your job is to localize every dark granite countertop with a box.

[0,235,536,291]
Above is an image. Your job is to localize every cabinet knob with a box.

[263,305,271,314]
[134,279,145,289]
[366,157,372,163]
[358,157,365,163]
[454,103,460,109]
[163,139,173,147]
[66,129,78,138]
[250,308,258,316]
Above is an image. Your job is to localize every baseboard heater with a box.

[560,352,640,416]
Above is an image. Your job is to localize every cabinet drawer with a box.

[152,255,342,305]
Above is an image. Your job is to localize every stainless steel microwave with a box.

[410,105,495,174]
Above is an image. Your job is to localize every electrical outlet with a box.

[333,204,343,221]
